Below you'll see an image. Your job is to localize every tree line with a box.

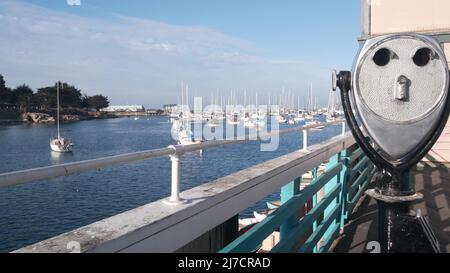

[0,74,109,111]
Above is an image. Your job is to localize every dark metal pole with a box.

[367,171,423,252]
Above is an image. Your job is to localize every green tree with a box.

[80,93,89,109]
[87,95,109,111]
[11,85,34,111]
[0,74,12,103]
[35,82,83,109]
[0,74,5,89]
[33,86,56,109]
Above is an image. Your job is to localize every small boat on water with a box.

[238,209,276,231]
[50,137,73,153]
[227,113,240,125]
[255,118,266,126]
[306,120,325,130]
[50,82,73,153]
[206,117,220,128]
[178,129,202,145]
[244,120,255,128]
[277,114,287,124]
[294,114,305,123]
[176,122,202,146]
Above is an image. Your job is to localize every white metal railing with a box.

[0,120,346,205]
[16,131,355,253]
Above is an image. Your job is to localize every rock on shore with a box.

[20,111,118,124]
[21,112,55,123]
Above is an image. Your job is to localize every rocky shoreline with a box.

[0,109,168,125]
[18,111,118,124]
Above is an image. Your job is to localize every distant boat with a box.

[227,113,240,125]
[178,129,202,145]
[244,120,255,128]
[206,116,220,128]
[277,114,287,124]
[50,82,73,153]
[255,117,266,126]
[306,120,325,130]
[176,120,202,146]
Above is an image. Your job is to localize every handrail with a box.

[0,147,174,188]
[220,161,343,253]
[221,143,375,254]
[15,132,356,253]
[0,120,346,189]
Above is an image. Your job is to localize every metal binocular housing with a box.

[334,33,450,179]
[333,33,450,253]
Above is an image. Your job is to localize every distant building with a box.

[102,105,145,112]
[0,102,17,110]
[162,104,177,114]
[146,109,163,116]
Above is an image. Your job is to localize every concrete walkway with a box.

[332,159,450,253]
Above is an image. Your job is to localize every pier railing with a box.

[0,120,376,253]
[220,144,374,253]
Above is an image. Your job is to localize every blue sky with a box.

[0,0,361,108]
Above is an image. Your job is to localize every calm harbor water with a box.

[0,116,343,252]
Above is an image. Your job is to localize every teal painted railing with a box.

[220,144,375,253]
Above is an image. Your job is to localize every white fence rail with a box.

[15,131,355,253]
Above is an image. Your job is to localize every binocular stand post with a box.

[366,171,440,253]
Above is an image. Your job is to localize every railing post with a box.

[164,146,187,205]
[311,167,319,253]
[322,153,342,249]
[341,121,346,136]
[339,149,350,229]
[280,177,301,241]
[302,128,308,151]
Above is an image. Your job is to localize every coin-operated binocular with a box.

[333,33,450,253]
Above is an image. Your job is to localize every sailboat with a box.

[177,121,202,146]
[50,82,74,153]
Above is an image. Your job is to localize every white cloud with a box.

[0,0,333,107]
[66,0,81,6]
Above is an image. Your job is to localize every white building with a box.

[102,105,145,112]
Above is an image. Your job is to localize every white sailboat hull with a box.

[50,82,74,153]
[50,138,73,153]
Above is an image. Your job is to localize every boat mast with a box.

[57,81,60,139]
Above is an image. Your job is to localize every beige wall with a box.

[369,0,450,35]
[365,0,450,67]
[445,43,450,67]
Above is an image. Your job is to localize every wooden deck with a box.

[424,119,450,163]
[331,161,450,253]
